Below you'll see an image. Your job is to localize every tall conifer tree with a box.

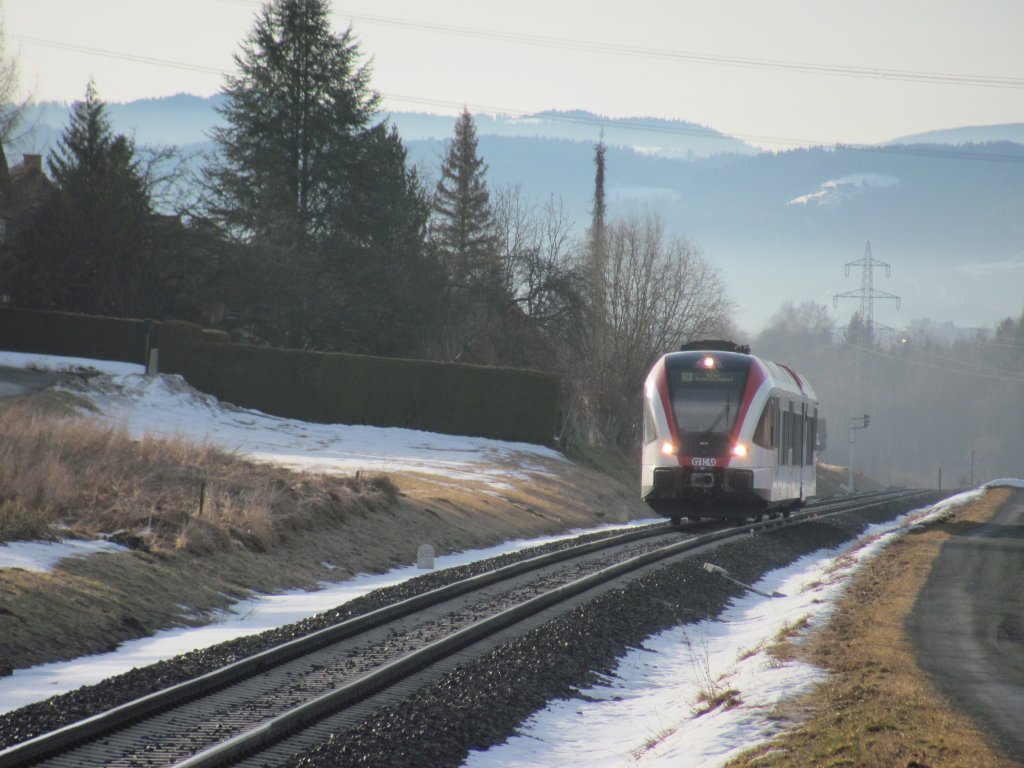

[15,81,152,315]
[432,109,500,291]
[206,0,434,353]
[207,0,379,251]
[315,123,442,356]
[431,109,502,359]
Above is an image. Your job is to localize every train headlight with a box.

[702,356,716,368]
[660,441,677,456]
[731,442,748,458]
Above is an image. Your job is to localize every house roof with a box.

[0,150,54,213]
[0,143,12,202]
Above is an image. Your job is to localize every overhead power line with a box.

[219,1,1024,91]
[862,344,1024,384]
[329,7,1024,91]
[901,343,1024,378]
[11,34,224,76]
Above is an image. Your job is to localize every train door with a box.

[777,399,795,500]
[798,400,807,500]
[776,398,786,501]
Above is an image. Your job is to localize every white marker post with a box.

[417,543,435,569]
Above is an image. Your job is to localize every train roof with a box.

[759,357,817,401]
[679,340,750,354]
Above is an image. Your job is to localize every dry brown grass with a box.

[728,487,1018,768]
[0,388,648,673]
[0,394,395,553]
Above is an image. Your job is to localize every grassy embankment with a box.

[728,485,1017,768]
[0,391,408,671]
[0,389,644,672]
[0,391,396,551]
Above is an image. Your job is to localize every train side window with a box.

[805,409,817,465]
[753,398,775,449]
[643,401,658,445]
[798,404,808,466]
[787,401,797,465]
[771,397,778,447]
[779,404,788,465]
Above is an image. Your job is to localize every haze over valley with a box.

[16,95,1024,335]
[7,75,1024,488]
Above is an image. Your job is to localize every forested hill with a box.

[15,95,1024,332]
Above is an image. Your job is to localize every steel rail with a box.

[0,519,680,766]
[0,489,928,768]
[171,489,930,768]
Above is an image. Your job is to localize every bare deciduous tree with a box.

[755,300,835,362]
[0,14,22,145]
[492,185,586,353]
[572,211,732,446]
[588,136,607,313]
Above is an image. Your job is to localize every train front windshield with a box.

[666,356,751,443]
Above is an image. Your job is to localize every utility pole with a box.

[847,414,870,492]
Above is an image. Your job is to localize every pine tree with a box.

[313,123,441,356]
[842,311,874,348]
[207,0,379,252]
[205,0,374,348]
[430,109,502,359]
[432,109,500,291]
[205,0,438,353]
[15,81,152,315]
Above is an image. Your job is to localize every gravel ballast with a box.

[0,494,944,763]
[289,498,941,767]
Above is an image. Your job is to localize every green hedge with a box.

[159,330,560,445]
[1,308,561,446]
[0,306,152,365]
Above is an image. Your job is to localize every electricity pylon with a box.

[833,240,901,342]
[833,241,900,486]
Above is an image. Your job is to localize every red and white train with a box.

[641,341,819,523]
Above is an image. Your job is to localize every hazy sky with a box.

[4,0,1023,149]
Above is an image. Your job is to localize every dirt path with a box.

[907,488,1024,760]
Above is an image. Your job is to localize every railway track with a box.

[0,489,930,768]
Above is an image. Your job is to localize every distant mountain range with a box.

[16,94,758,158]
[887,123,1024,146]
[11,94,1024,334]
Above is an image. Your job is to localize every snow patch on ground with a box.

[3,350,1022,765]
